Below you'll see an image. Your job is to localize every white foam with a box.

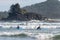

[34,33,54,40]
[0,32,21,36]
[0,31,59,40]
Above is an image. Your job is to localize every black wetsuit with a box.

[17,26,19,29]
[37,26,41,30]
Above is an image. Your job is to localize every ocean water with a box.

[0,28,60,40]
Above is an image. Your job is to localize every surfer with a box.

[17,25,19,29]
[37,25,41,30]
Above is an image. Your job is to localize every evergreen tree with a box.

[8,3,21,20]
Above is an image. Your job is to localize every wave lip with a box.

[0,32,29,37]
[0,31,59,40]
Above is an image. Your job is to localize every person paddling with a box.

[37,25,41,30]
[17,26,19,29]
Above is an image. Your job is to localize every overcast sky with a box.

[0,0,47,11]
[0,0,60,11]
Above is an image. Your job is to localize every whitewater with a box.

[0,21,60,40]
[0,28,60,40]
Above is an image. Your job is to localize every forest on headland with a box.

[0,0,60,21]
[0,3,44,21]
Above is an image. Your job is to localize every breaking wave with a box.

[0,31,55,40]
[0,29,59,40]
[0,32,29,37]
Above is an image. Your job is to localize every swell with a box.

[0,32,29,37]
[53,35,60,40]
[0,33,28,37]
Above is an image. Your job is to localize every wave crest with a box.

[0,32,29,37]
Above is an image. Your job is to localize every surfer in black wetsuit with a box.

[17,26,19,29]
[37,25,41,30]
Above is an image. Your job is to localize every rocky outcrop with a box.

[1,3,42,21]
